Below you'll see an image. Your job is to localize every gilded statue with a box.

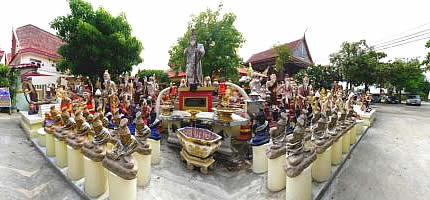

[103,118,139,180]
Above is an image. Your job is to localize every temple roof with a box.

[9,24,63,64]
[0,50,4,62]
[246,37,313,66]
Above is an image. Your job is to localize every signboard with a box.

[0,87,11,108]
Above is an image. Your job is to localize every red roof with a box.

[168,69,186,78]
[0,50,4,61]
[10,24,63,64]
[237,67,248,76]
[246,37,313,65]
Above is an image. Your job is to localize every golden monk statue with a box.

[103,118,139,180]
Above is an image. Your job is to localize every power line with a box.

[372,28,430,48]
[374,31,430,49]
[372,21,430,45]
[374,36,430,51]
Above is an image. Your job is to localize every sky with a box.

[1,0,430,75]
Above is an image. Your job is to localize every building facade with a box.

[246,36,314,79]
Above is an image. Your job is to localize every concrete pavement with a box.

[322,103,430,200]
[0,114,81,200]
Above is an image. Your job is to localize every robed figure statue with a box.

[184,29,205,86]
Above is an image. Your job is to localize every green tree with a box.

[330,40,386,90]
[273,43,291,73]
[50,0,143,84]
[168,3,245,80]
[0,64,18,106]
[423,39,430,71]
[387,58,426,99]
[294,65,342,89]
[137,69,170,84]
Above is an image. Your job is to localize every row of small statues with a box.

[44,102,159,179]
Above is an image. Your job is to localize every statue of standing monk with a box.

[184,29,205,86]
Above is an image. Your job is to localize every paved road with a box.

[0,115,81,200]
[323,103,430,200]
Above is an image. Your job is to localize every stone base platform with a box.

[19,111,42,138]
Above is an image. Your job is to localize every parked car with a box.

[371,94,381,103]
[406,95,421,106]
[386,96,399,104]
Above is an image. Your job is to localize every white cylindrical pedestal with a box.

[46,133,55,157]
[37,128,46,147]
[148,139,160,165]
[108,171,137,200]
[312,147,332,182]
[84,156,107,197]
[356,120,363,135]
[133,152,152,187]
[54,139,68,168]
[342,131,351,154]
[67,145,84,181]
[331,138,342,165]
[350,125,357,145]
[286,164,312,200]
[252,144,268,174]
[267,154,286,192]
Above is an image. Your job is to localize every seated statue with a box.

[81,115,110,162]
[147,108,161,140]
[266,111,288,159]
[284,112,317,178]
[249,109,270,146]
[103,118,138,180]
[67,110,90,149]
[55,107,75,141]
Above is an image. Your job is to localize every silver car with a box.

[406,95,421,106]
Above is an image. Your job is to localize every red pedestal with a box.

[179,87,214,112]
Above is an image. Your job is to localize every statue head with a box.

[190,29,197,46]
[303,75,309,87]
[103,70,111,82]
[119,118,131,144]
[93,119,103,132]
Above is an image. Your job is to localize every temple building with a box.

[8,24,64,85]
[7,24,64,111]
[246,36,314,79]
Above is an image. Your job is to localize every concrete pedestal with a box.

[83,156,107,197]
[350,125,357,145]
[37,128,46,147]
[356,120,364,135]
[286,164,312,200]
[67,145,84,181]
[331,138,342,165]
[133,152,152,187]
[54,139,68,168]
[342,131,351,154]
[312,147,332,182]
[46,133,56,157]
[148,139,160,165]
[108,171,137,200]
[252,144,268,174]
[267,154,286,192]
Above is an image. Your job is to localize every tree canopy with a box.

[294,65,342,90]
[168,3,245,80]
[50,0,143,83]
[273,43,292,74]
[137,69,170,84]
[329,40,386,89]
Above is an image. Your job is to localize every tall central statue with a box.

[184,29,205,86]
